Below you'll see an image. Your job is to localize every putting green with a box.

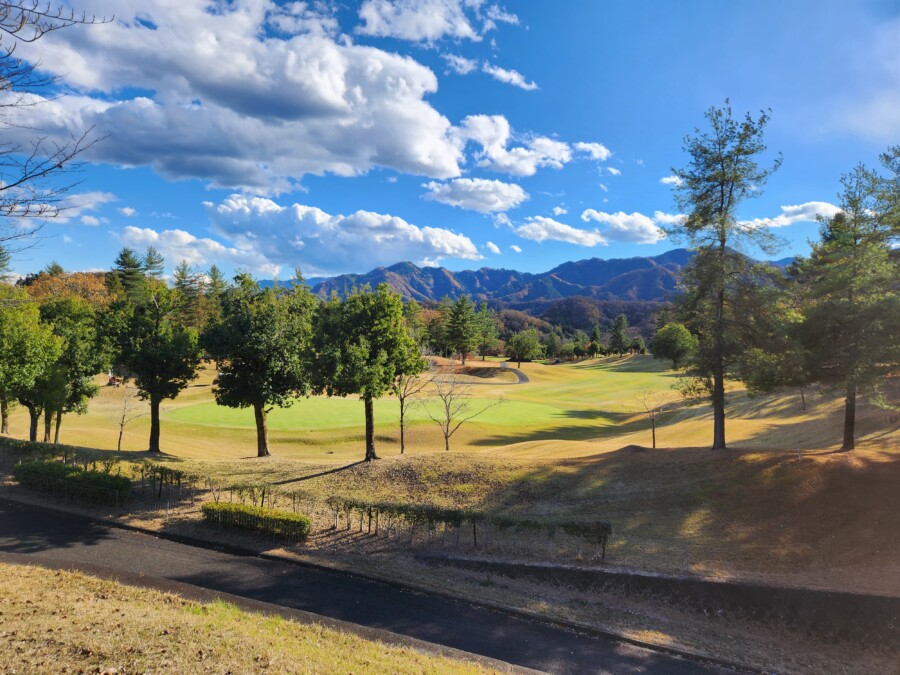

[165,395,567,431]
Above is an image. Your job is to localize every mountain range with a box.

[264,249,793,336]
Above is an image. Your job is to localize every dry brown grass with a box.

[0,563,496,674]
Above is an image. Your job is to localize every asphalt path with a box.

[0,499,718,674]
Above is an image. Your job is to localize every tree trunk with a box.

[148,397,161,453]
[364,395,378,461]
[399,397,406,455]
[54,410,62,444]
[461,351,466,366]
[1,399,8,434]
[841,379,856,451]
[254,402,270,458]
[712,279,727,450]
[42,410,52,443]
[117,425,124,452]
[651,418,656,449]
[27,406,39,442]
[799,387,806,411]
[444,433,450,452]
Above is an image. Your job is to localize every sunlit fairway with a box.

[3,355,894,463]
[3,354,898,595]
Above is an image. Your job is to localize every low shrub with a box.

[12,461,132,506]
[201,502,312,541]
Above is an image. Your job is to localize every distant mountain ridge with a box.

[259,248,790,336]
[309,248,694,305]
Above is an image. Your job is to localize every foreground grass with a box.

[0,564,494,674]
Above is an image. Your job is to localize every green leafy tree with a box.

[202,274,317,457]
[667,101,782,450]
[609,314,630,356]
[795,155,899,450]
[475,302,500,360]
[650,323,698,368]
[402,298,425,345]
[312,284,419,461]
[447,295,479,364]
[572,328,588,358]
[0,288,60,437]
[203,264,229,326]
[506,328,544,368]
[424,297,453,357]
[38,296,109,443]
[631,336,646,355]
[0,245,10,281]
[117,283,202,453]
[588,324,604,357]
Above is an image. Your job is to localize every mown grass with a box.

[0,564,497,674]
[3,356,898,594]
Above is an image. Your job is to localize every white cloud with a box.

[552,206,567,216]
[574,142,612,162]
[493,213,512,228]
[739,201,841,229]
[599,183,608,192]
[485,240,501,254]
[119,206,137,217]
[12,3,467,193]
[357,0,517,42]
[606,167,621,176]
[481,63,538,90]
[580,209,670,244]
[510,244,522,253]
[54,191,117,224]
[660,174,684,187]
[204,193,482,276]
[652,211,687,226]
[455,115,571,176]
[443,53,478,75]
[422,177,528,213]
[515,216,606,247]
[122,225,278,276]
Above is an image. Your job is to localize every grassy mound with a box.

[0,564,496,674]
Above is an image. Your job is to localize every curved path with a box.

[0,499,717,674]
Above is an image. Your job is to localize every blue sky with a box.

[9,0,899,278]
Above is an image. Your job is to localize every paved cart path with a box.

[0,499,717,674]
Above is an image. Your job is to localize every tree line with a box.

[4,249,616,460]
[647,103,898,452]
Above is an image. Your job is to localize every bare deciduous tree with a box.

[424,370,502,452]
[113,378,148,452]
[635,390,668,449]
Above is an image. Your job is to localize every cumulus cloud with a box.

[739,201,841,229]
[510,244,522,253]
[660,174,684,187]
[12,2,467,193]
[122,225,279,276]
[422,177,528,213]
[606,167,621,176]
[118,207,137,217]
[574,142,613,162]
[204,193,481,276]
[580,209,672,244]
[455,115,571,176]
[81,215,100,226]
[481,63,538,90]
[515,216,606,247]
[552,206,567,216]
[357,0,517,42]
[485,240,501,254]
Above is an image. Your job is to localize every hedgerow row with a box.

[12,461,132,506]
[201,501,312,540]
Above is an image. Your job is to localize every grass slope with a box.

[0,564,494,674]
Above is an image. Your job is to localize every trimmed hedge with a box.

[201,502,312,541]
[12,461,132,506]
